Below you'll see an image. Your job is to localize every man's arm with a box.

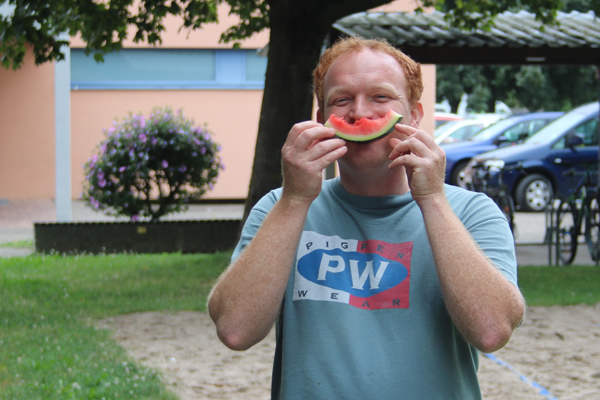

[389,128,525,353]
[207,121,347,351]
[418,195,525,353]
[208,195,312,350]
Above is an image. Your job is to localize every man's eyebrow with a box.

[324,88,350,103]
[370,83,401,93]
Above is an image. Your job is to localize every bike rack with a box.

[544,199,559,266]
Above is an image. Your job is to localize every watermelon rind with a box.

[324,110,403,143]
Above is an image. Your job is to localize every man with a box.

[208,37,525,399]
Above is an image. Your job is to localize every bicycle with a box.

[465,162,517,235]
[553,164,600,265]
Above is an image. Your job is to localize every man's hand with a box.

[388,124,446,203]
[281,121,347,203]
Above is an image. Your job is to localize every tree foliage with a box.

[436,0,599,113]
[437,65,598,113]
[0,0,220,69]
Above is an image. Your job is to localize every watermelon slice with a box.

[324,109,403,143]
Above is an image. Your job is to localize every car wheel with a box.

[516,174,553,212]
[450,160,470,188]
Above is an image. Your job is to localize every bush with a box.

[83,107,224,221]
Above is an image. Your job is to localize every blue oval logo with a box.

[298,249,408,297]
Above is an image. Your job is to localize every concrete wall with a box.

[0,49,56,198]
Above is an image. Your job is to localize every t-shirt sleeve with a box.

[231,189,282,263]
[451,188,519,287]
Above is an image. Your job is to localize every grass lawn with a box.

[0,252,229,399]
[0,252,598,399]
[518,265,600,306]
[0,239,34,248]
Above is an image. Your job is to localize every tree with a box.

[436,0,599,113]
[2,0,588,222]
[436,65,598,113]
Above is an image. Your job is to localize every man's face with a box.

[318,48,422,170]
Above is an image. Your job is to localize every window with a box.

[553,117,599,149]
[71,48,267,90]
[503,119,552,143]
[575,117,599,146]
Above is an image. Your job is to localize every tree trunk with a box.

[242,0,393,224]
[242,3,327,222]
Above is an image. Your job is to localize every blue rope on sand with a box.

[483,353,559,400]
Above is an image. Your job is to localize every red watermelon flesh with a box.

[324,109,403,142]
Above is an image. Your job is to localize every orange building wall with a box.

[0,50,56,198]
[71,89,263,199]
[69,3,270,49]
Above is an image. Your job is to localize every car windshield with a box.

[466,117,523,142]
[525,108,593,145]
[434,120,463,137]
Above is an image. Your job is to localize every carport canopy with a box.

[332,10,600,65]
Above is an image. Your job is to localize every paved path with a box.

[0,198,597,266]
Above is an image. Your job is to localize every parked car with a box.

[435,112,461,128]
[442,111,564,186]
[435,119,490,145]
[434,116,502,144]
[464,101,599,212]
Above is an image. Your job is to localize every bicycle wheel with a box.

[555,200,578,265]
[584,193,600,262]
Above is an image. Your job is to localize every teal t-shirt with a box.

[233,178,517,400]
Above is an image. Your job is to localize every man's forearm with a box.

[419,195,525,353]
[208,195,311,351]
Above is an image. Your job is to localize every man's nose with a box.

[348,97,375,121]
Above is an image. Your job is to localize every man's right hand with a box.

[281,121,347,203]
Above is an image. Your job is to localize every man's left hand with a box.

[388,124,446,203]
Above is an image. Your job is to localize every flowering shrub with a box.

[83,107,224,221]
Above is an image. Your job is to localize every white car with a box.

[435,119,491,144]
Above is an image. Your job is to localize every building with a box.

[0,1,435,205]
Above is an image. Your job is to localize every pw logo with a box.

[298,249,407,297]
[293,232,412,310]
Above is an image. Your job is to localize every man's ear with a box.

[410,102,424,128]
[316,109,325,124]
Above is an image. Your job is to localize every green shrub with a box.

[83,107,224,221]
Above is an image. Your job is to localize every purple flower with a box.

[161,160,169,168]
[178,165,187,173]
[200,147,206,155]
[139,133,147,142]
[131,214,140,222]
[90,197,100,209]
[119,166,127,172]
[98,178,107,188]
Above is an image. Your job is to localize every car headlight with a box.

[483,159,505,170]
[462,160,479,185]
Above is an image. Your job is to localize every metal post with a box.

[55,33,72,221]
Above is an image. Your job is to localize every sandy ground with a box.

[97,304,600,400]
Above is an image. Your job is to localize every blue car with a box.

[464,102,599,212]
[442,112,564,186]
